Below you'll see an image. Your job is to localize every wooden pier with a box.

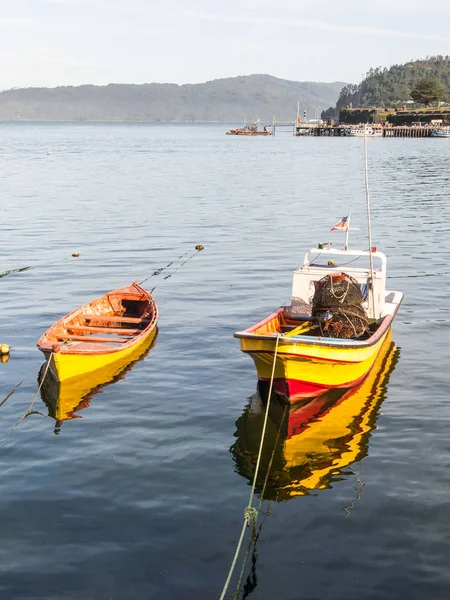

[294,126,437,138]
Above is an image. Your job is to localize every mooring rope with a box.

[218,333,281,600]
[0,352,53,443]
[138,249,191,286]
[146,245,204,293]
[232,400,289,600]
[0,380,23,408]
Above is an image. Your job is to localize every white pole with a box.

[344,211,351,250]
[364,131,377,320]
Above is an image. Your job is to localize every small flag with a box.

[330,216,348,231]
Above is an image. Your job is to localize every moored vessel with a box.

[234,243,402,401]
[37,281,158,381]
[234,135,403,402]
[226,119,272,136]
[345,125,383,137]
[431,127,450,137]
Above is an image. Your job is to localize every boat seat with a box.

[67,325,140,335]
[83,315,150,324]
[56,335,130,344]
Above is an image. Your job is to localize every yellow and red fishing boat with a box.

[232,329,399,499]
[235,242,403,402]
[37,281,158,381]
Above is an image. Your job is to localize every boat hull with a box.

[235,294,402,403]
[226,131,272,136]
[242,326,390,401]
[41,326,157,382]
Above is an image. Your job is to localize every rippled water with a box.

[0,123,449,600]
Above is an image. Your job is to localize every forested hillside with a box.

[335,56,450,111]
[0,75,345,122]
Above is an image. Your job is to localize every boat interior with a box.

[47,285,156,348]
[245,288,402,343]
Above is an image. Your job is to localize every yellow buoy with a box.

[195,245,204,251]
[72,252,80,257]
[0,344,10,355]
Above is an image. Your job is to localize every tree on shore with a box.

[410,77,445,106]
[321,106,336,120]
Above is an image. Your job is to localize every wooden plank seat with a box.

[83,314,150,324]
[67,325,140,335]
[56,334,130,344]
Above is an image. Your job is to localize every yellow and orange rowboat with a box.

[37,281,158,382]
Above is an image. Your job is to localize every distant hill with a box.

[335,56,450,110]
[0,75,345,122]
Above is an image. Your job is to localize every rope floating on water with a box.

[139,245,205,291]
[0,380,23,409]
[232,400,289,600]
[0,266,32,279]
[0,253,81,281]
[0,352,53,443]
[218,334,281,600]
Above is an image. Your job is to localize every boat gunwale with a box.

[234,295,403,350]
[37,281,158,357]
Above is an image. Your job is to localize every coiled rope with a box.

[218,333,281,600]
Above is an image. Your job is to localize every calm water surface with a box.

[0,123,449,600]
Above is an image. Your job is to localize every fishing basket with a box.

[312,273,369,339]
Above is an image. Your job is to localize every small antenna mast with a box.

[344,211,351,250]
[364,132,377,320]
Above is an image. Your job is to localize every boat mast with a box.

[364,131,377,320]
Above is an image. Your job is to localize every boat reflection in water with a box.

[39,330,157,434]
[231,330,399,500]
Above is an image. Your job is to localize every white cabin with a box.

[291,247,388,320]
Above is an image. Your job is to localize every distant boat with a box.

[431,127,450,138]
[345,125,383,137]
[226,119,272,136]
[37,281,158,381]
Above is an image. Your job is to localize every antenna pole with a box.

[364,132,377,320]
[344,211,351,250]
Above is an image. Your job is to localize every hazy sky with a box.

[1,0,450,89]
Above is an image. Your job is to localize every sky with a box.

[1,0,450,89]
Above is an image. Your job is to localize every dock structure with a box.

[295,125,436,138]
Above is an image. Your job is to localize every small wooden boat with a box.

[37,281,158,381]
[431,127,450,138]
[226,120,272,136]
[232,330,398,500]
[235,244,402,402]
